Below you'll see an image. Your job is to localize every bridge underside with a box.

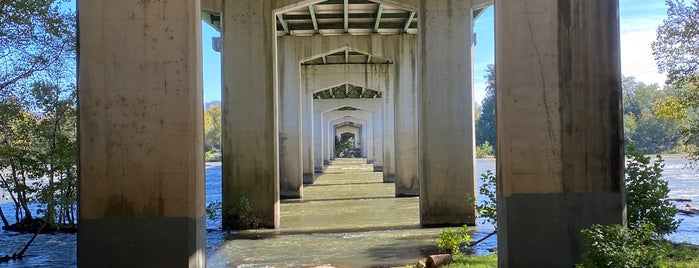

[78,0,623,267]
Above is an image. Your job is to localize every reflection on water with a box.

[1,157,698,267]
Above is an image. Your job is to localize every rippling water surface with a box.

[1,157,698,267]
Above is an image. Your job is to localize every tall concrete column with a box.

[495,1,623,266]
[278,38,303,199]
[78,0,205,266]
[394,35,419,197]
[383,81,396,182]
[222,0,279,228]
[302,87,316,183]
[418,0,476,226]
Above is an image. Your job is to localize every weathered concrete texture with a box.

[495,0,623,266]
[394,33,419,197]
[79,216,206,267]
[222,0,279,228]
[278,33,304,200]
[418,0,476,226]
[78,0,205,265]
[497,193,623,267]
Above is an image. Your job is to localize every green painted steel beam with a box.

[373,4,384,32]
[403,11,416,33]
[366,55,372,64]
[309,5,319,32]
[277,14,289,34]
[345,49,349,63]
[343,0,349,32]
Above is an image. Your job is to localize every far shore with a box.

[206,161,222,168]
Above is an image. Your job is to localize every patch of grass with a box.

[445,254,497,268]
[662,241,699,267]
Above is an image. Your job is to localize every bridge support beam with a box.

[222,0,279,229]
[418,0,477,226]
[77,0,205,266]
[495,0,624,266]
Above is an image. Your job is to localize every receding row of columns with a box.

[78,0,623,267]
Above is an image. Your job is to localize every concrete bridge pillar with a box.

[77,0,205,266]
[302,88,316,183]
[222,0,279,229]
[278,38,304,199]
[418,0,477,226]
[495,0,624,266]
[394,35,420,197]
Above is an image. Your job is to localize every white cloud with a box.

[619,0,668,86]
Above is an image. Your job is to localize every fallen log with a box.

[426,254,452,268]
[680,209,694,215]
[665,198,692,202]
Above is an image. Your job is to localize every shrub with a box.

[475,141,494,158]
[475,170,497,226]
[578,223,662,268]
[436,225,471,255]
[223,197,262,230]
[625,144,680,235]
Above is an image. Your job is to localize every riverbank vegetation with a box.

[204,104,222,161]
[0,0,77,233]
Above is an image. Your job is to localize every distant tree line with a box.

[474,68,693,156]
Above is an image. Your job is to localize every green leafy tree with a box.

[652,0,699,160]
[204,104,222,152]
[0,0,76,229]
[476,65,496,152]
[0,98,41,224]
[622,76,681,154]
[30,82,77,228]
[1,0,75,97]
[625,145,680,235]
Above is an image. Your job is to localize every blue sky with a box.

[63,1,669,103]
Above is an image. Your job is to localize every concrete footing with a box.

[79,217,205,267]
[497,193,623,267]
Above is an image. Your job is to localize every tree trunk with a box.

[0,207,9,228]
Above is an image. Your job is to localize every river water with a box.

[1,156,697,267]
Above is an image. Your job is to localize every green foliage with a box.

[660,241,699,267]
[578,223,663,268]
[206,200,222,222]
[473,170,496,226]
[203,104,222,152]
[0,82,78,229]
[475,141,493,158]
[652,0,699,161]
[625,145,680,235]
[0,0,75,95]
[334,136,355,157]
[223,197,263,230]
[622,76,682,154]
[475,65,496,152]
[652,0,699,86]
[436,225,471,255]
